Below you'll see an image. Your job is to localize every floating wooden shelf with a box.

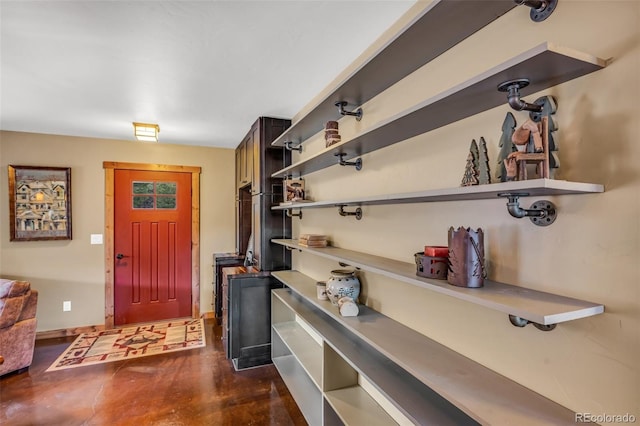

[271,0,516,148]
[272,274,579,425]
[271,240,604,325]
[272,42,606,178]
[272,178,603,210]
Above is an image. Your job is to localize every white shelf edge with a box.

[324,387,398,426]
[272,178,604,210]
[272,42,606,178]
[272,239,604,325]
[271,0,516,148]
[272,355,322,425]
[272,321,323,388]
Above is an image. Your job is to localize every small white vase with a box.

[326,269,360,305]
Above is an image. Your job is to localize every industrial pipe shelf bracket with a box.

[497,78,544,112]
[335,153,362,170]
[335,101,363,121]
[514,0,558,22]
[509,315,557,331]
[286,209,303,220]
[284,141,303,153]
[338,205,362,220]
[498,192,557,226]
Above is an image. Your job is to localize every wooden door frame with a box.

[103,162,201,329]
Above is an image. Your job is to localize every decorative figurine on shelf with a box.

[447,226,485,288]
[496,112,517,182]
[337,296,359,317]
[504,116,550,181]
[325,121,341,148]
[284,177,305,202]
[500,96,559,181]
[477,137,491,184]
[531,96,559,177]
[461,151,479,186]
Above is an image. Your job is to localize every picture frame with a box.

[8,165,72,241]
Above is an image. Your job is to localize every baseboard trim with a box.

[36,324,105,340]
[36,313,213,340]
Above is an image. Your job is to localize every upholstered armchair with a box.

[0,279,38,376]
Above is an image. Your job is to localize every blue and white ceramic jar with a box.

[325,269,360,305]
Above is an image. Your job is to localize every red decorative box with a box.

[424,246,449,257]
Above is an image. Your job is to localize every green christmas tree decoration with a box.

[496,112,517,182]
[478,137,491,184]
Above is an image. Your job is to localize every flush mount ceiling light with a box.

[133,122,160,142]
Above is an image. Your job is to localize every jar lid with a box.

[330,269,355,277]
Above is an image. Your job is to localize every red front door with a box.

[114,169,192,325]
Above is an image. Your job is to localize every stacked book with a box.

[298,234,328,247]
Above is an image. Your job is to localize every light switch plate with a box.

[90,234,103,245]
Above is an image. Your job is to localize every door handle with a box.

[116,253,127,259]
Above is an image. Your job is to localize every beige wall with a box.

[292,0,639,419]
[0,131,235,331]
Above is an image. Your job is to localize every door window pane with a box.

[156,182,177,194]
[133,196,154,209]
[131,181,177,209]
[133,181,154,194]
[156,196,176,209]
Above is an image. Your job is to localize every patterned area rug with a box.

[46,319,205,372]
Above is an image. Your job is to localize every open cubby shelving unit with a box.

[271,271,579,425]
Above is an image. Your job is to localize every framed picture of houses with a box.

[8,165,72,241]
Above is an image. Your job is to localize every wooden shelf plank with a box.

[273,42,606,178]
[272,275,578,426]
[272,240,604,325]
[324,387,399,426]
[271,0,516,148]
[272,178,603,210]
[272,322,323,387]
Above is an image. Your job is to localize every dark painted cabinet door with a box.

[227,273,283,370]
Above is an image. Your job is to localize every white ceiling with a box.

[1,1,415,149]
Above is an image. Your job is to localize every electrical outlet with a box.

[63,301,71,312]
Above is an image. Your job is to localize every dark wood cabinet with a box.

[213,253,244,323]
[221,266,283,370]
[224,117,292,371]
[250,117,291,195]
[237,133,253,188]
[234,117,292,271]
